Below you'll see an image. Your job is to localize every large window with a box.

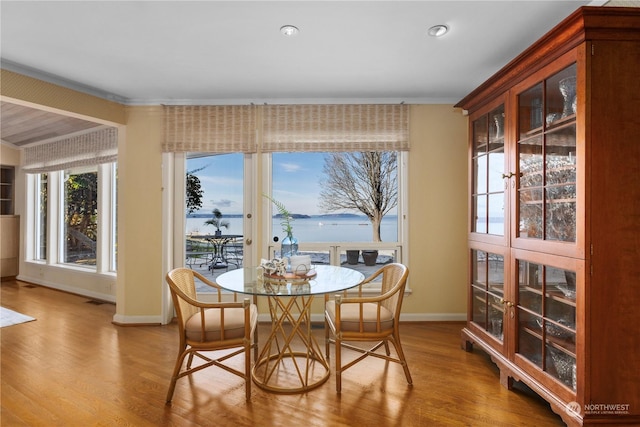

[64,167,98,265]
[268,151,406,274]
[28,163,117,273]
[36,173,47,261]
[271,152,399,243]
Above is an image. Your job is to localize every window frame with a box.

[26,163,117,274]
[262,150,409,277]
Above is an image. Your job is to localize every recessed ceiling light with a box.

[427,25,449,37]
[280,25,299,37]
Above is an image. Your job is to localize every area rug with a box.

[0,307,36,328]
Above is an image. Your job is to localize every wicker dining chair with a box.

[325,262,412,392]
[165,268,258,402]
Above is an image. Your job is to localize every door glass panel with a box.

[545,188,576,241]
[519,135,543,188]
[472,249,486,288]
[518,315,543,368]
[472,286,487,328]
[471,250,504,342]
[519,188,543,238]
[544,125,577,242]
[473,115,488,156]
[487,254,504,298]
[474,195,487,233]
[519,83,543,138]
[476,155,488,194]
[545,63,577,127]
[186,153,244,283]
[488,294,504,340]
[547,346,576,390]
[517,64,577,244]
[471,105,505,236]
[488,193,505,235]
[487,151,504,193]
[518,261,542,314]
[471,250,487,327]
[516,259,577,390]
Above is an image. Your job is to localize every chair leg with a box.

[166,348,189,403]
[244,342,252,401]
[186,352,195,369]
[384,340,391,356]
[391,334,413,385]
[325,317,331,361]
[335,337,342,393]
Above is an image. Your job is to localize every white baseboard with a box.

[112,313,163,325]
[16,274,116,304]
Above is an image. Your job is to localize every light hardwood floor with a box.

[1,280,565,426]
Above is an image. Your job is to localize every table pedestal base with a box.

[252,294,329,393]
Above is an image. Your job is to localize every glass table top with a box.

[216,265,365,296]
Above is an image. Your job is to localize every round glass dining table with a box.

[217,265,365,393]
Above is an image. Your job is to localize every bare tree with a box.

[319,152,397,242]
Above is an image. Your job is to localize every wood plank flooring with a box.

[1,280,565,426]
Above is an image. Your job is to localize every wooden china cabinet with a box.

[456,7,640,426]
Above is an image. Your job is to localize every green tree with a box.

[186,166,207,215]
[65,171,98,262]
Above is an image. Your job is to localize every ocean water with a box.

[186,216,398,243]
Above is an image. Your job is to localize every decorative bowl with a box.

[536,317,574,339]
[549,347,576,390]
[556,283,576,299]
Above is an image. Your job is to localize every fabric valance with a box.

[23,126,118,173]
[163,105,257,153]
[262,104,409,152]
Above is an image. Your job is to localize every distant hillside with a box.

[187,213,243,218]
[315,213,361,218]
[274,213,311,219]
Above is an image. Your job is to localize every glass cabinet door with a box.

[471,249,505,341]
[472,104,506,236]
[516,259,577,391]
[517,64,577,242]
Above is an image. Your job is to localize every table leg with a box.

[252,294,330,393]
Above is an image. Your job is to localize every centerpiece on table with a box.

[261,195,314,279]
[263,195,298,258]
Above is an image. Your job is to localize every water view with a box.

[186,215,399,242]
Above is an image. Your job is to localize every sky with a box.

[187,152,330,216]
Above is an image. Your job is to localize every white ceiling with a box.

[1,0,610,107]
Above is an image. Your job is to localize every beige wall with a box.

[404,105,468,318]
[113,107,165,323]
[1,144,21,166]
[2,72,470,323]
